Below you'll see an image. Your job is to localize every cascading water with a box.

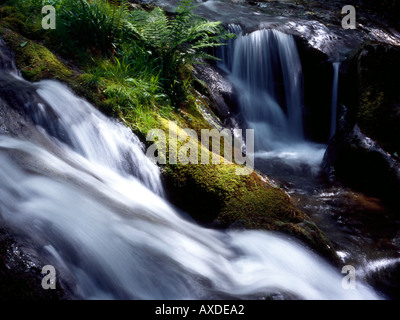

[220,27,304,149]
[0,38,381,299]
[218,27,326,170]
[216,28,400,299]
[216,23,243,73]
[330,62,340,139]
[0,37,18,74]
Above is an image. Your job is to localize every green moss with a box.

[0,28,74,82]
[161,120,336,260]
[0,27,335,260]
[0,15,26,34]
[0,7,24,31]
[358,88,384,134]
[0,28,123,120]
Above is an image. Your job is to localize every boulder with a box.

[0,26,337,263]
[192,63,240,126]
[323,41,400,203]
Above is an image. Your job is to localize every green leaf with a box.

[20,41,28,48]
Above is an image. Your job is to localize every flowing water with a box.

[218,26,327,173]
[330,62,340,139]
[133,0,400,300]
[0,38,383,299]
[216,27,400,299]
[220,26,305,151]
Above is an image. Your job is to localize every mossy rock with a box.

[0,27,336,261]
[164,162,335,260]
[323,125,400,202]
[159,120,336,260]
[0,13,26,35]
[0,28,74,82]
[0,28,115,118]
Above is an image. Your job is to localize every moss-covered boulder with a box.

[0,27,336,260]
[0,27,117,119]
[0,27,73,82]
[156,119,335,260]
[164,159,335,259]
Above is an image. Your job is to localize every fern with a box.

[125,0,231,104]
[126,1,229,64]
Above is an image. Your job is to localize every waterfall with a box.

[0,38,381,300]
[330,62,340,139]
[217,23,243,72]
[0,48,163,196]
[218,27,326,170]
[0,37,18,75]
[219,27,305,151]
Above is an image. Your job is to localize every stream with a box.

[1,0,400,300]
[213,19,400,300]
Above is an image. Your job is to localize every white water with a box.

[330,62,340,139]
[219,27,326,169]
[0,38,18,75]
[35,80,164,196]
[0,138,381,299]
[0,40,381,300]
[221,28,304,149]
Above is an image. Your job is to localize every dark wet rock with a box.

[352,42,400,154]
[323,125,400,202]
[0,35,17,73]
[323,41,400,202]
[0,84,72,300]
[295,37,334,143]
[363,258,400,300]
[0,41,73,299]
[0,93,49,146]
[134,0,400,60]
[356,0,400,31]
[0,226,68,300]
[192,63,239,122]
